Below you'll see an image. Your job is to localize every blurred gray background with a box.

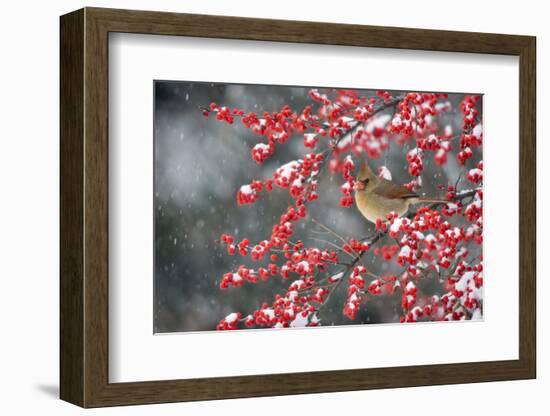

[154,81,482,333]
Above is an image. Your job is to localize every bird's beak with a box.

[354,180,365,191]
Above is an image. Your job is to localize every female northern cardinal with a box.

[354,163,448,224]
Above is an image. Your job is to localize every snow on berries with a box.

[467,166,483,184]
[236,182,263,205]
[251,143,273,164]
[407,148,424,177]
[378,165,392,180]
[303,133,318,148]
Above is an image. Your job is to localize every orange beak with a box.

[354,180,365,191]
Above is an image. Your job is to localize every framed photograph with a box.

[60,7,536,407]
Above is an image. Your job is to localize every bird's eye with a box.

[362,179,369,185]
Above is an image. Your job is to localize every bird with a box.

[354,163,448,224]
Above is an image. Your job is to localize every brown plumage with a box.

[354,163,447,224]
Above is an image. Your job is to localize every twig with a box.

[308,237,355,258]
[311,218,348,245]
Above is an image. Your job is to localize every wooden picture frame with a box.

[60,7,536,408]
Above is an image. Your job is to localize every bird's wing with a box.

[373,179,419,200]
